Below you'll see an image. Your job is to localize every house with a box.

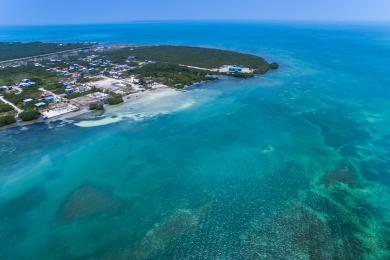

[69,64,80,72]
[76,85,90,93]
[127,56,136,61]
[35,102,46,109]
[81,69,90,75]
[23,98,33,106]
[228,66,243,73]
[44,96,55,103]
[68,66,76,72]
[18,79,36,88]
[218,65,251,74]
[65,87,74,95]
[21,79,33,84]
[0,86,12,91]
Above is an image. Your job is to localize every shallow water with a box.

[1,22,390,259]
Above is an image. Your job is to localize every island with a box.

[0,42,278,128]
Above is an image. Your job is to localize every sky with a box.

[0,0,390,25]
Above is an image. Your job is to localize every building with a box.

[23,98,33,106]
[75,84,91,93]
[218,65,252,74]
[65,87,74,95]
[0,86,12,91]
[21,79,33,84]
[87,92,109,101]
[18,79,36,88]
[41,103,79,119]
[228,66,243,73]
[35,102,46,109]
[68,65,78,72]
[44,96,55,103]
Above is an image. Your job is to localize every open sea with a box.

[1,22,390,259]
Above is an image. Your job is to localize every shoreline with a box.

[0,71,276,130]
[0,85,183,129]
[0,43,278,130]
[73,85,197,128]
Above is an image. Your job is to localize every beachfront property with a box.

[92,77,132,95]
[218,65,253,74]
[35,102,47,109]
[41,103,80,119]
[70,91,110,107]
[87,92,109,101]
[229,65,243,73]
[0,43,277,127]
[0,44,136,125]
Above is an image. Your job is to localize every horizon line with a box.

[1,18,390,27]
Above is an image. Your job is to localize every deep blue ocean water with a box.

[0,22,390,259]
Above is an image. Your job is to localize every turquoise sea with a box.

[1,22,390,259]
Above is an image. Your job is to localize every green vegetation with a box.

[0,103,14,113]
[0,42,88,62]
[0,65,65,93]
[270,62,279,70]
[3,87,42,108]
[77,77,93,84]
[19,109,40,121]
[228,72,255,79]
[67,87,97,99]
[0,115,16,127]
[106,95,124,105]
[104,45,275,74]
[130,63,215,89]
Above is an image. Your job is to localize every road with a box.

[0,95,23,115]
[0,46,94,65]
[39,87,68,103]
[179,64,217,72]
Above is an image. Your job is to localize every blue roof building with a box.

[0,86,11,91]
[44,96,55,103]
[21,79,33,84]
[228,66,243,73]
[65,87,74,95]
[35,102,46,109]
[23,98,33,106]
